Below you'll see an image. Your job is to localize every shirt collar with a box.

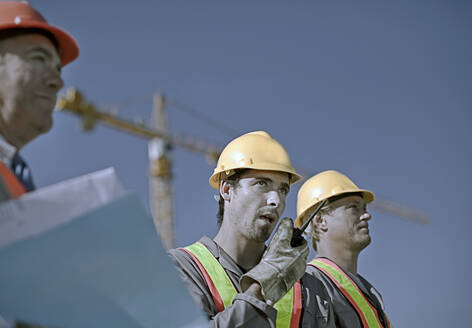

[0,134,17,167]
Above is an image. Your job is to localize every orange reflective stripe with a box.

[290,280,302,328]
[0,161,26,198]
[310,258,386,328]
[385,313,392,328]
[181,246,225,312]
[183,242,238,309]
[183,242,301,328]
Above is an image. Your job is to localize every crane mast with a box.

[56,88,221,250]
[149,93,174,249]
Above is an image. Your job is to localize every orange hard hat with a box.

[0,1,79,66]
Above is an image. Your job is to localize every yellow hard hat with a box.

[209,131,302,189]
[295,170,374,227]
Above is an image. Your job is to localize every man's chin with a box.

[249,229,273,243]
[40,121,53,134]
[32,117,53,135]
[357,236,371,251]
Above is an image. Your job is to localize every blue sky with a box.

[24,1,472,326]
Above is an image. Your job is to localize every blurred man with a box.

[0,2,78,325]
[0,1,79,201]
[296,170,392,328]
[169,131,334,327]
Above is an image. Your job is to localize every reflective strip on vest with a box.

[0,161,26,198]
[310,258,390,328]
[183,242,237,310]
[183,242,301,328]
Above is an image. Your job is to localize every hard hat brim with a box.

[209,165,303,189]
[295,189,375,228]
[0,22,79,67]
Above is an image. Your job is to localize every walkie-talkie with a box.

[290,199,328,247]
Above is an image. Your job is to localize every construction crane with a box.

[56,88,221,249]
[56,88,430,248]
[148,93,174,249]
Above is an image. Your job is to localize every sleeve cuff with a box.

[233,293,277,320]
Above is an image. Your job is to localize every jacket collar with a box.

[198,236,245,277]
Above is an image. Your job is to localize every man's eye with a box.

[256,180,267,186]
[30,54,47,63]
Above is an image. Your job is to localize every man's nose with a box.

[267,190,282,208]
[360,211,371,221]
[45,67,64,91]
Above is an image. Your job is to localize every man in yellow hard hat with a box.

[0,1,79,202]
[169,131,334,327]
[296,170,392,328]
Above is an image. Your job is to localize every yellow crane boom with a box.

[56,88,221,163]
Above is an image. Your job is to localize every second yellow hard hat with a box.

[295,170,374,227]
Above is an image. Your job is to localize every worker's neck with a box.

[317,241,360,274]
[214,223,265,272]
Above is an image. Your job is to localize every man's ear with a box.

[316,213,328,232]
[220,180,232,201]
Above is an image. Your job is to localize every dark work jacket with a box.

[169,236,336,328]
[306,261,391,328]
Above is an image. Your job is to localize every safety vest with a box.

[309,258,392,328]
[182,242,302,328]
[0,161,26,199]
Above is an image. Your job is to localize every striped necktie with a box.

[9,153,36,192]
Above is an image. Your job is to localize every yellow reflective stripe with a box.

[311,259,382,328]
[185,242,295,328]
[185,242,237,308]
[274,287,294,328]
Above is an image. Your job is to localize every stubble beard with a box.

[15,98,53,147]
[242,219,273,243]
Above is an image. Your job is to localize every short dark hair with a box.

[216,169,248,227]
[0,28,60,53]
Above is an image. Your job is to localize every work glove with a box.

[240,217,309,305]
